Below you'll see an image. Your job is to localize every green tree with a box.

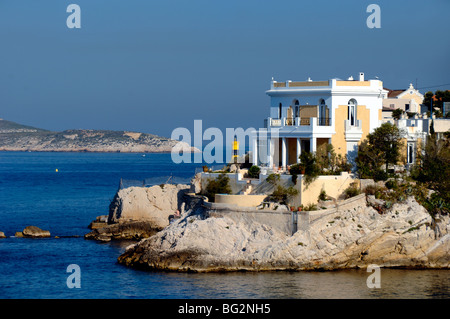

[423,91,434,111]
[422,90,450,116]
[392,108,404,120]
[411,133,450,203]
[368,122,403,174]
[299,151,320,186]
[356,123,403,179]
[355,140,385,180]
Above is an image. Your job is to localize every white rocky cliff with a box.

[118,195,450,272]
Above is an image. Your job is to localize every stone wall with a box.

[203,193,368,236]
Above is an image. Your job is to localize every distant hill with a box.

[0,119,197,153]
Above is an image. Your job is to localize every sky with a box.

[0,0,449,138]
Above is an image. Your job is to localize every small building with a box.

[382,83,424,117]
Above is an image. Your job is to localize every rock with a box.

[97,235,112,242]
[366,195,385,207]
[0,231,6,238]
[118,196,450,272]
[88,215,108,229]
[21,226,51,238]
[189,173,202,194]
[15,232,23,237]
[108,184,190,229]
[85,221,160,241]
[229,164,239,173]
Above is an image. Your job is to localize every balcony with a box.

[344,119,363,142]
[265,117,334,136]
[266,117,331,128]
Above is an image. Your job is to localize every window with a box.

[348,99,357,126]
[407,143,414,164]
[405,104,410,111]
[319,99,327,125]
[279,103,282,119]
[294,100,300,118]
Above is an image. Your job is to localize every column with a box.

[310,137,317,153]
[296,138,301,163]
[268,138,274,169]
[252,135,258,166]
[282,137,287,169]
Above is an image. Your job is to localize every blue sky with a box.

[0,0,449,138]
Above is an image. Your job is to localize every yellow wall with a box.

[299,173,356,206]
[399,138,408,165]
[215,194,267,207]
[331,105,348,156]
[357,105,371,143]
[398,92,423,106]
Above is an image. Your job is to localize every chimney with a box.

[359,72,365,81]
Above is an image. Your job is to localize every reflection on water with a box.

[155,269,450,299]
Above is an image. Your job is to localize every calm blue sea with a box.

[0,151,448,299]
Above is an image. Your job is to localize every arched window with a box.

[348,99,357,126]
[294,100,300,118]
[319,99,327,125]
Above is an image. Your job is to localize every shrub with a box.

[248,165,261,179]
[268,185,299,204]
[385,179,398,190]
[204,173,232,202]
[422,192,450,216]
[266,173,280,185]
[363,184,378,195]
[318,189,327,201]
[344,185,361,199]
[289,163,305,175]
[303,203,318,211]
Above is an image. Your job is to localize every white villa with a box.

[252,72,387,169]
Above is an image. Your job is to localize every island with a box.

[0,118,198,153]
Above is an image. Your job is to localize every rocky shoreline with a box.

[116,195,449,272]
[80,178,450,272]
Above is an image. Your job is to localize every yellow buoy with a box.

[55,169,58,172]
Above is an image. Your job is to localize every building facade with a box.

[253,73,386,169]
[382,83,425,118]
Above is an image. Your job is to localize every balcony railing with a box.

[300,118,310,126]
[318,117,331,126]
[266,117,332,129]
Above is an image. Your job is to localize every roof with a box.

[384,88,405,98]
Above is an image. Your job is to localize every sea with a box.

[0,151,449,300]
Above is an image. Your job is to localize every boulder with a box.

[21,226,51,238]
[108,184,190,229]
[0,231,6,238]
